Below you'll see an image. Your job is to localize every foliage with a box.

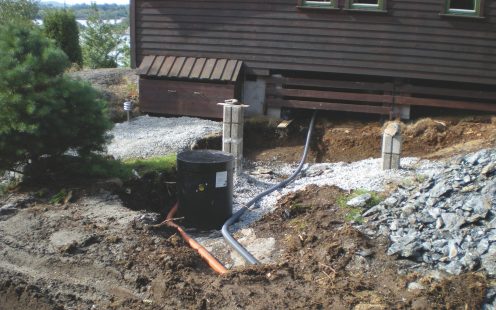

[43,9,83,66]
[0,23,112,172]
[81,3,125,69]
[38,3,129,20]
[0,0,39,25]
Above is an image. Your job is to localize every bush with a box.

[43,9,83,66]
[0,23,112,172]
[81,3,123,68]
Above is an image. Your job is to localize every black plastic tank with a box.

[177,150,234,230]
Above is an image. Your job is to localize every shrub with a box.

[43,9,83,66]
[81,3,123,69]
[0,23,112,172]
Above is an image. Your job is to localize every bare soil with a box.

[1,113,495,309]
[0,185,488,309]
[245,115,496,164]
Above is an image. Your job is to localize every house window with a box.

[346,0,386,11]
[445,0,482,16]
[301,0,337,8]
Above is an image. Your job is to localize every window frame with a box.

[298,0,338,9]
[443,0,483,17]
[345,0,387,12]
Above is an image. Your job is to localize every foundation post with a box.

[382,122,402,170]
[220,99,248,174]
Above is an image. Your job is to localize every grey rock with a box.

[346,193,372,208]
[481,245,496,276]
[441,212,465,230]
[430,181,452,198]
[442,261,464,275]
[401,205,416,217]
[477,239,490,255]
[384,197,398,207]
[448,240,460,259]
[481,162,496,177]
[427,207,441,219]
[407,282,425,291]
[390,220,399,231]
[436,217,444,229]
[465,152,481,165]
[460,252,479,271]
[417,214,436,224]
[0,204,17,216]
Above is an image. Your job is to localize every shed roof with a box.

[138,55,243,82]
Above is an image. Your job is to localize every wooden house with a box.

[131,0,496,119]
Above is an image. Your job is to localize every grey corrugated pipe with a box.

[221,111,318,265]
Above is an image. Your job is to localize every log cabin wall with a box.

[131,0,496,116]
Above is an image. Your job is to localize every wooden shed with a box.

[131,0,496,118]
[138,55,243,118]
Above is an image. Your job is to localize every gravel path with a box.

[106,115,221,159]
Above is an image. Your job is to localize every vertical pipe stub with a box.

[177,150,234,230]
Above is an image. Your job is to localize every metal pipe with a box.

[221,111,318,265]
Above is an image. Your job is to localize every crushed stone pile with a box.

[360,148,496,278]
[106,115,221,159]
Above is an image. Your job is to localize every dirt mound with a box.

[245,115,496,163]
[69,68,139,122]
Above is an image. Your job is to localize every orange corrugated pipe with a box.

[164,202,228,275]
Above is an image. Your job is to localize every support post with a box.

[382,122,402,170]
[220,99,248,174]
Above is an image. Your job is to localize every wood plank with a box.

[211,59,227,80]
[130,0,136,68]
[147,55,165,76]
[139,78,235,118]
[395,96,496,113]
[179,57,196,78]
[267,99,392,115]
[137,55,155,75]
[189,58,207,79]
[168,56,186,77]
[232,61,243,81]
[158,56,175,77]
[269,88,394,104]
[200,58,217,79]
[271,77,394,92]
[397,84,496,101]
[221,59,238,81]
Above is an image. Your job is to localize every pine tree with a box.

[43,9,83,66]
[81,3,123,68]
[0,23,112,171]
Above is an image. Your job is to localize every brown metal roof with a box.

[138,55,243,82]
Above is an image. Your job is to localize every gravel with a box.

[230,157,444,230]
[106,115,221,159]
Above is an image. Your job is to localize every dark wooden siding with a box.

[133,0,496,86]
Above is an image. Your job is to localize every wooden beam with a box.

[271,77,395,92]
[395,96,496,113]
[268,88,394,104]
[267,99,392,115]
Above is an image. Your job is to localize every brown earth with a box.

[1,185,488,309]
[245,115,496,164]
[1,113,495,309]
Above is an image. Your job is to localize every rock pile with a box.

[362,148,496,276]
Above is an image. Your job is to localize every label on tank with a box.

[215,171,228,188]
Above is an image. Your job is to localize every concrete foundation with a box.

[382,122,402,170]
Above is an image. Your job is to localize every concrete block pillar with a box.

[221,99,247,174]
[382,122,402,170]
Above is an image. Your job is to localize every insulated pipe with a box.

[221,111,318,265]
[165,202,228,274]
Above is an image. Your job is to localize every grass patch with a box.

[23,154,177,182]
[337,189,384,224]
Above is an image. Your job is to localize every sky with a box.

[47,0,130,5]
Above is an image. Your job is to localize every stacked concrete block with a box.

[382,122,402,170]
[222,100,245,174]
